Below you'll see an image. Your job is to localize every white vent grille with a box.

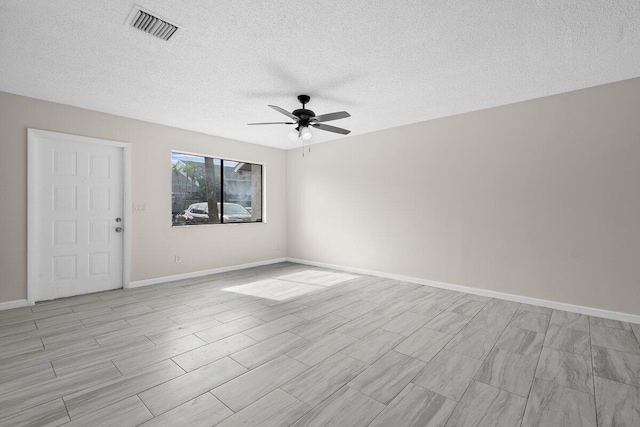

[130,9,178,41]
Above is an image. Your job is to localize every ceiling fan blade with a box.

[311,123,351,135]
[312,111,351,122]
[268,105,299,121]
[247,122,295,125]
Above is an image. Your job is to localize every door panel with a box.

[31,132,124,302]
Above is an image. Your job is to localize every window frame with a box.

[171,150,266,226]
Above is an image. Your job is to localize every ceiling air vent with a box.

[128,6,179,41]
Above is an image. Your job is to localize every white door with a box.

[29,130,126,302]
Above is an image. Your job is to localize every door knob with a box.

[115,227,123,233]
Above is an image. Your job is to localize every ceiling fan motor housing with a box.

[292,108,315,125]
[294,95,314,127]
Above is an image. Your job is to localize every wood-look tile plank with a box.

[591,325,640,355]
[336,313,393,339]
[287,330,357,366]
[594,376,640,427]
[281,353,368,407]
[0,398,69,427]
[632,323,640,344]
[251,302,308,322]
[172,333,256,372]
[212,301,271,323]
[413,349,483,401]
[120,304,193,327]
[0,320,37,338]
[0,361,121,419]
[52,335,155,376]
[330,300,380,320]
[494,326,544,357]
[144,317,225,345]
[368,299,417,318]
[139,392,232,427]
[242,314,307,341]
[92,317,177,346]
[535,347,594,394]
[112,334,206,373]
[212,355,308,412]
[167,304,229,325]
[291,386,385,427]
[381,311,433,336]
[0,338,43,360]
[340,329,405,364]
[482,299,519,317]
[446,298,487,317]
[294,295,362,321]
[63,359,185,419]
[476,348,538,397]
[445,326,500,360]
[521,378,596,427]
[445,381,527,427]
[194,316,264,343]
[0,337,99,376]
[590,316,632,331]
[0,362,56,398]
[0,322,85,348]
[507,310,550,334]
[139,357,247,416]
[230,331,307,369]
[291,313,349,340]
[369,383,456,427]
[394,327,453,363]
[64,396,152,426]
[41,320,129,349]
[543,325,591,357]
[348,350,425,404]
[216,389,310,427]
[465,310,512,333]
[593,345,640,387]
[549,310,590,332]
[517,303,552,315]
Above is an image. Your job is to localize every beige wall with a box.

[0,92,287,303]
[287,78,640,316]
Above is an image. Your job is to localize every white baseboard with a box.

[287,257,640,325]
[127,258,288,289]
[0,299,29,312]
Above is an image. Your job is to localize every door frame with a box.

[27,129,131,305]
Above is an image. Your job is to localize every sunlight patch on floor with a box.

[276,270,360,287]
[222,271,360,301]
[222,278,324,301]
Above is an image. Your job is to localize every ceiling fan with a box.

[248,95,351,141]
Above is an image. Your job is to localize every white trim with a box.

[287,257,640,324]
[0,300,29,311]
[128,258,288,288]
[27,129,131,303]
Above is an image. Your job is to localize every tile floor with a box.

[0,262,639,426]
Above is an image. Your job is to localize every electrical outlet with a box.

[175,255,181,263]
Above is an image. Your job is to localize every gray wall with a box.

[0,91,287,303]
[287,78,640,315]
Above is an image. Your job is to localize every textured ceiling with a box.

[1,1,639,149]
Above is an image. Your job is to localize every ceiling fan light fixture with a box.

[288,129,299,141]
[301,127,313,140]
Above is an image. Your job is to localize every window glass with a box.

[172,152,262,225]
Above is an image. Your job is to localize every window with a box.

[171,151,263,225]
